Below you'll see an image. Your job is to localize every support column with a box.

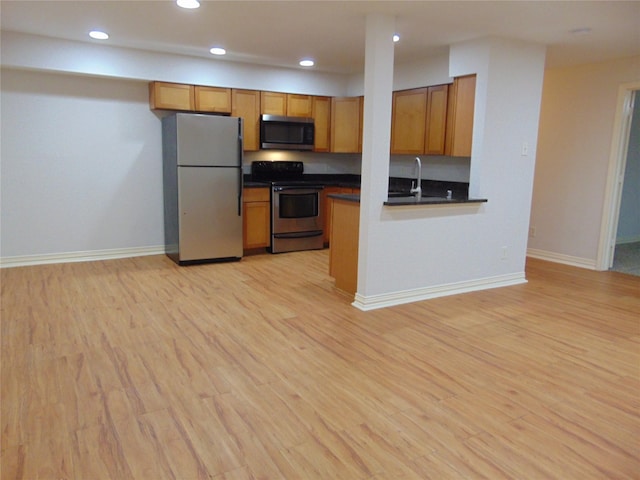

[356,13,395,299]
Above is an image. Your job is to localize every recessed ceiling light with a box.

[177,0,200,9]
[299,59,314,67]
[393,34,400,43]
[210,47,226,56]
[89,30,109,40]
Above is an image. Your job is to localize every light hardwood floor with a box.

[1,251,639,479]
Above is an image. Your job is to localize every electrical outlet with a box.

[521,142,529,156]
[529,226,536,238]
[501,246,508,260]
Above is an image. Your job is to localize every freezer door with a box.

[176,114,241,167]
[178,166,242,261]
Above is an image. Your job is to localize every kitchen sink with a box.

[388,191,445,199]
[386,192,455,203]
[388,191,416,198]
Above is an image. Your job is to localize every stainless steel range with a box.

[251,161,324,254]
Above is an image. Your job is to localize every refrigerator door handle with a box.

[238,168,242,216]
[238,118,244,217]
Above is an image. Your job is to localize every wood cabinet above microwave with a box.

[261,91,313,118]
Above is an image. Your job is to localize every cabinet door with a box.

[149,82,194,111]
[195,86,232,113]
[445,75,476,157]
[243,201,270,249]
[323,187,359,244]
[329,199,360,294]
[243,188,270,249]
[390,88,427,155]
[232,89,261,151]
[287,94,313,117]
[424,84,449,155]
[358,96,364,153]
[312,96,331,152]
[322,187,341,244]
[261,91,287,115]
[331,97,362,153]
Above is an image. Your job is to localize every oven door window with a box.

[279,193,318,218]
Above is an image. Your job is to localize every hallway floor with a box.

[612,241,640,276]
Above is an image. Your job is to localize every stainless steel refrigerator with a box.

[162,113,243,265]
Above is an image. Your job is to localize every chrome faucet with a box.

[410,156,422,198]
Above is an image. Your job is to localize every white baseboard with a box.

[526,248,597,270]
[616,235,640,245]
[352,272,527,311]
[0,245,165,268]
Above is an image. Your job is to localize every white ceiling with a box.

[1,0,639,74]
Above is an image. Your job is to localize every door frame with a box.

[596,81,639,270]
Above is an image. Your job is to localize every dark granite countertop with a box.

[327,193,361,203]
[384,196,488,206]
[244,174,486,206]
[328,193,487,206]
[244,181,271,188]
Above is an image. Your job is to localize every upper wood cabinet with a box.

[424,84,449,155]
[445,74,476,157]
[149,82,232,114]
[232,89,261,151]
[194,86,231,113]
[390,85,449,155]
[149,82,194,111]
[287,94,313,118]
[312,96,331,152]
[391,88,428,155]
[331,96,363,153]
[261,91,287,115]
[149,78,473,157]
[261,91,313,117]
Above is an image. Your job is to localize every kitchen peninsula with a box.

[328,190,487,296]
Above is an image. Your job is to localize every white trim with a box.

[527,248,597,270]
[351,272,527,311]
[597,82,640,271]
[0,245,165,268]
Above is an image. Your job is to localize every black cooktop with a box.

[251,161,304,182]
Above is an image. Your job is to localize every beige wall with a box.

[528,55,640,267]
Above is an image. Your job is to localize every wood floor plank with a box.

[2,252,639,479]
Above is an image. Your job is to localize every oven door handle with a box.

[273,185,324,192]
[273,230,324,239]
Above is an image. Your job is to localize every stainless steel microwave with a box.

[260,115,315,151]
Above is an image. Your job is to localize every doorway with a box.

[611,91,640,276]
[597,84,640,272]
